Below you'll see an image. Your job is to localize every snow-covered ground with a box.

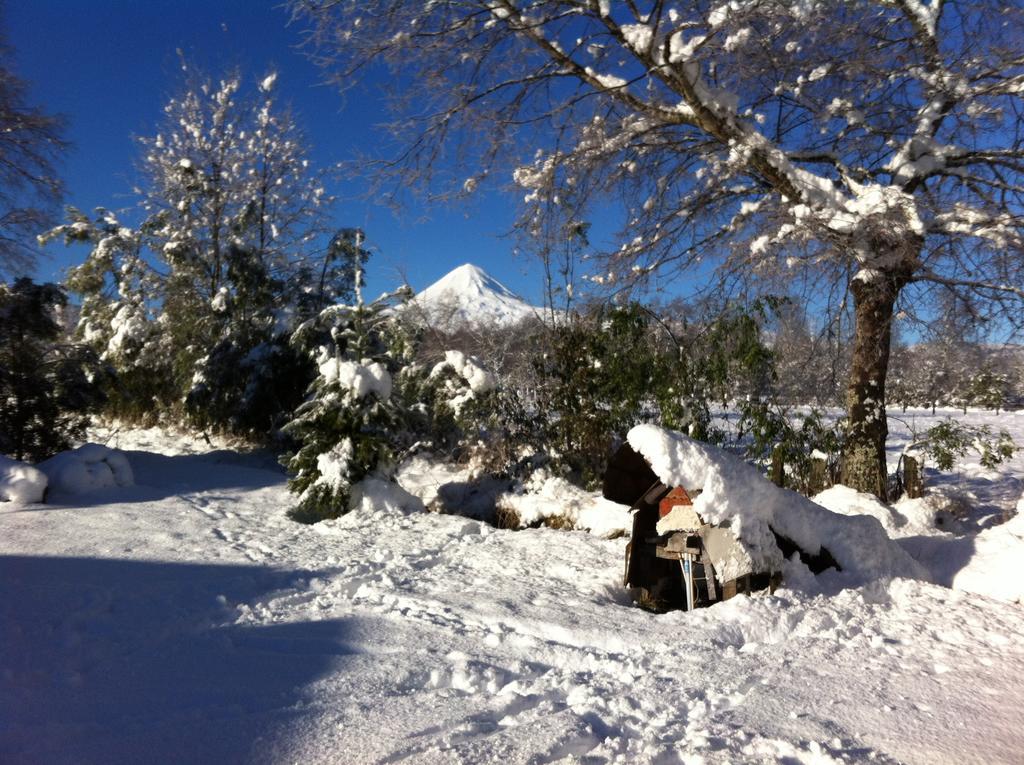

[2,411,1023,764]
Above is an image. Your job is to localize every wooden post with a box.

[903,455,923,499]
[808,456,828,496]
[770,445,785,488]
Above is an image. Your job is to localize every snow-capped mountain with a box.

[401,263,541,328]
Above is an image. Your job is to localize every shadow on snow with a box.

[0,555,354,764]
[28,449,289,509]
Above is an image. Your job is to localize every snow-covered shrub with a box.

[737,401,843,496]
[397,349,500,460]
[494,469,632,537]
[0,455,48,503]
[282,273,413,523]
[0,278,108,462]
[911,419,1017,472]
[38,443,134,497]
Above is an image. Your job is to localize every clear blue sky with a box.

[6,0,547,301]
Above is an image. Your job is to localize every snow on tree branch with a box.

[294,0,1023,315]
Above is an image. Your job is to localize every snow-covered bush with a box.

[737,401,843,496]
[397,349,500,461]
[0,455,48,503]
[282,268,413,524]
[494,469,631,537]
[0,278,108,462]
[38,443,134,497]
[909,419,1017,472]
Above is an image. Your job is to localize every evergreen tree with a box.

[283,250,413,523]
[297,227,371,320]
[967,366,1010,413]
[0,278,107,461]
[40,209,172,422]
[45,63,333,436]
[138,64,330,414]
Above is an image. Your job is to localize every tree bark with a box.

[840,267,912,500]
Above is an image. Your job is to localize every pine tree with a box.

[283,248,413,523]
[40,209,172,422]
[45,63,333,436]
[0,278,107,461]
[297,227,371,320]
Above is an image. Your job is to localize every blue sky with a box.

[7,0,544,301]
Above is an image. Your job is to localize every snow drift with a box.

[0,455,48,504]
[627,424,929,584]
[38,444,134,497]
[951,494,1024,603]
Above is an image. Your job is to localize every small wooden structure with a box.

[604,442,823,612]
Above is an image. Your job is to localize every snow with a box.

[620,23,653,54]
[814,485,906,535]
[631,424,928,584]
[430,350,497,413]
[317,354,392,401]
[37,444,134,498]
[259,72,278,92]
[1,410,1023,762]
[495,471,632,537]
[431,350,496,394]
[0,455,47,504]
[812,485,966,541]
[348,476,425,516]
[314,438,354,495]
[400,263,541,329]
[106,304,148,357]
[951,497,1024,603]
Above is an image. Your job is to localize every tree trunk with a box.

[840,269,911,500]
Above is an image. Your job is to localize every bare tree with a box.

[0,33,67,279]
[293,0,1024,498]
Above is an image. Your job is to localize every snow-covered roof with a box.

[626,425,929,585]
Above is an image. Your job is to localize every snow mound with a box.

[0,455,48,504]
[396,455,474,510]
[38,444,134,497]
[894,491,970,536]
[813,485,905,535]
[497,472,631,538]
[628,424,929,584]
[401,263,540,328]
[815,485,967,540]
[348,477,425,516]
[951,496,1024,603]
